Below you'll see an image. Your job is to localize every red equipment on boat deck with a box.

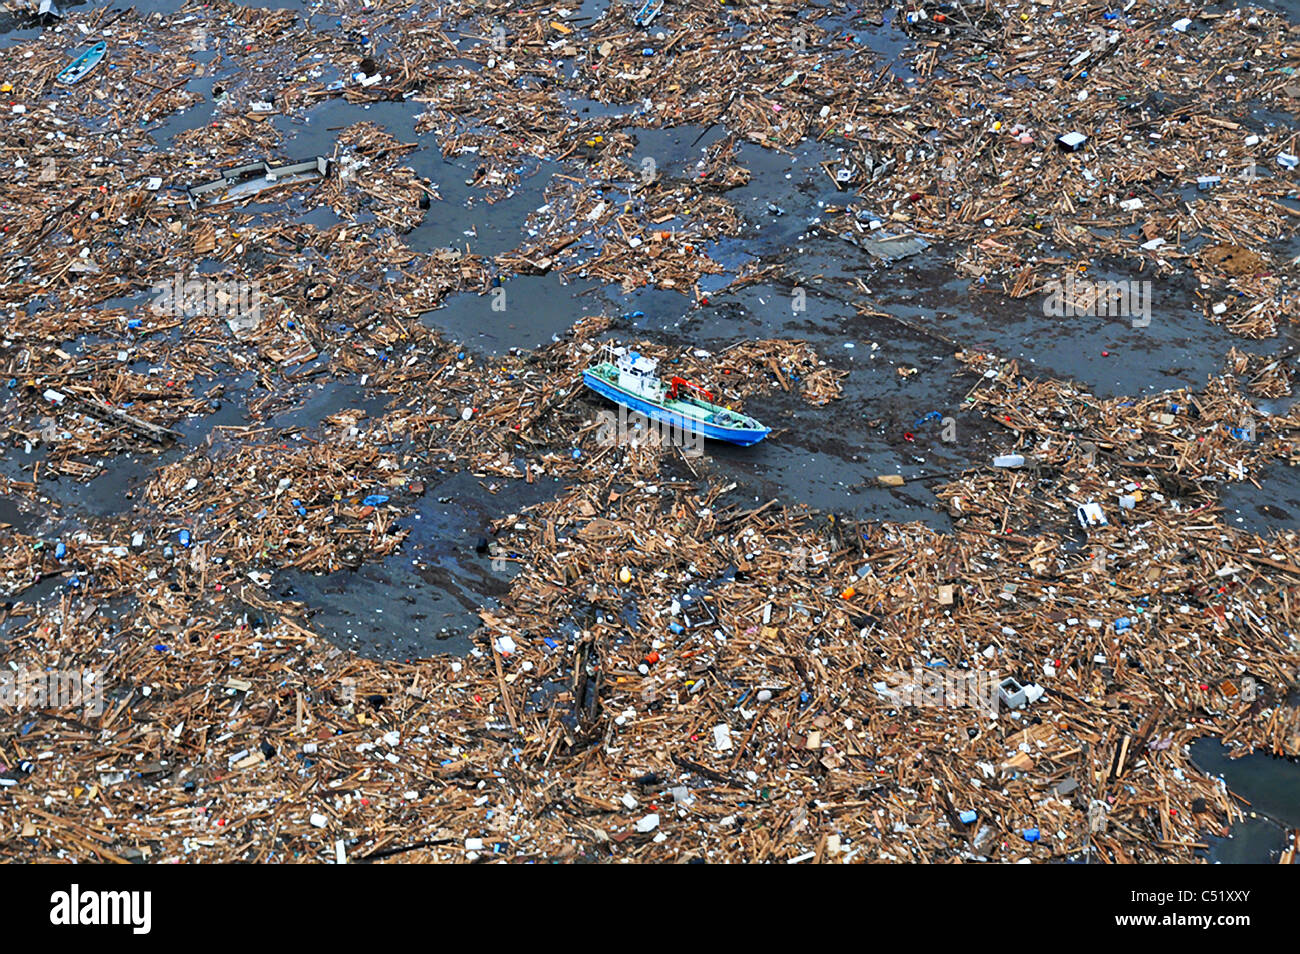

[667,376,714,400]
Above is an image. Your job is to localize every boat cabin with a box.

[616,350,664,400]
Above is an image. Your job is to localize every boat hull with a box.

[57,43,105,86]
[582,370,770,446]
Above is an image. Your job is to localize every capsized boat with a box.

[582,345,770,446]
[632,0,664,27]
[185,156,332,210]
[56,42,106,86]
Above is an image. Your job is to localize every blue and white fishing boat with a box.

[582,345,770,446]
[56,42,106,86]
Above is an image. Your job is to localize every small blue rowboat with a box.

[583,346,771,447]
[56,42,106,86]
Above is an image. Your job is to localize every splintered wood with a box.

[0,0,1297,865]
